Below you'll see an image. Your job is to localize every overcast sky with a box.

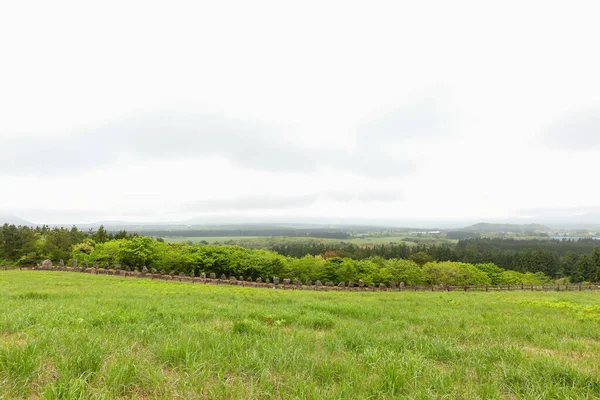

[1,0,599,226]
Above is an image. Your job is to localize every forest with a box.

[1,224,599,284]
[271,238,600,282]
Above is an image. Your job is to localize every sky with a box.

[1,0,599,227]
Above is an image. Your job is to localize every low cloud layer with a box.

[541,109,600,151]
[354,95,453,143]
[181,191,403,213]
[1,108,433,178]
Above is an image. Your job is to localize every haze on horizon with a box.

[1,0,599,227]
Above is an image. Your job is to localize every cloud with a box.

[327,191,403,203]
[0,111,299,176]
[181,190,403,213]
[540,109,600,151]
[515,206,600,226]
[1,134,116,176]
[0,95,456,179]
[353,95,453,143]
[5,190,403,224]
[181,194,318,213]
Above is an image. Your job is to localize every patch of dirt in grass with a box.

[522,345,596,359]
[207,320,233,332]
[0,331,27,346]
[522,345,600,375]
[31,358,58,394]
[522,346,560,357]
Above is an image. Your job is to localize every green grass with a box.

[1,270,599,399]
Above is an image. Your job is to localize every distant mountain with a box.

[0,214,34,226]
[461,222,551,233]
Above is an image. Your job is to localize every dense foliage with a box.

[271,238,600,282]
[2,224,599,284]
[0,224,131,266]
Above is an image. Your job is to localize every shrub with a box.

[423,261,491,285]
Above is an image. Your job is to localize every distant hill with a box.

[460,222,551,233]
[0,214,33,226]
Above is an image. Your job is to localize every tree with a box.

[93,225,109,243]
[119,236,158,267]
[560,251,578,279]
[322,257,344,282]
[89,239,125,264]
[70,239,96,263]
[423,262,491,285]
[386,259,427,285]
[474,263,504,284]
[589,248,600,282]
[409,252,432,266]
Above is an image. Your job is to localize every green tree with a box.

[70,239,96,263]
[409,251,432,266]
[423,262,491,285]
[93,225,109,243]
[90,239,126,265]
[386,259,427,285]
[119,236,158,267]
[474,263,504,284]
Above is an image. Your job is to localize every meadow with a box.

[1,271,599,399]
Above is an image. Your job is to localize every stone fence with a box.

[29,259,600,293]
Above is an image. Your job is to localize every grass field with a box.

[1,271,599,399]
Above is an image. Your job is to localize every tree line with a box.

[270,238,600,283]
[1,224,599,283]
[68,236,550,286]
[0,224,132,265]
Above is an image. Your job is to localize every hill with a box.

[461,222,551,233]
[0,213,33,226]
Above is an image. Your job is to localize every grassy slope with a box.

[1,271,599,399]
